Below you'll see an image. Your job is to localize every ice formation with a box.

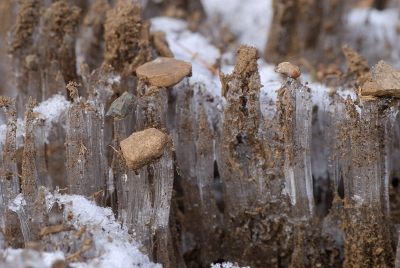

[1,0,400,268]
[1,191,162,268]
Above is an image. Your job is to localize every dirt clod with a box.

[104,1,142,72]
[120,128,167,170]
[136,57,192,87]
[342,44,372,85]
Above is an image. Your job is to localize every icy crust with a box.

[1,193,161,268]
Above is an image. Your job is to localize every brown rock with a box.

[25,55,39,70]
[274,62,301,79]
[106,92,137,120]
[136,57,192,87]
[359,81,384,101]
[151,31,174,58]
[370,60,400,97]
[120,128,167,170]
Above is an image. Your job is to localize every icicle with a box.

[0,97,19,196]
[43,60,67,100]
[281,79,314,216]
[396,235,400,268]
[341,97,395,267]
[7,0,41,115]
[219,46,267,217]
[195,107,223,264]
[125,80,175,266]
[0,97,22,248]
[89,64,120,178]
[84,98,107,204]
[30,187,49,242]
[65,82,87,196]
[8,194,30,246]
[34,118,49,188]
[172,78,224,264]
[111,118,130,220]
[21,97,38,215]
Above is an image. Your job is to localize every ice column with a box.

[21,98,39,223]
[65,82,88,196]
[173,81,223,265]
[125,80,176,267]
[219,46,268,216]
[280,78,314,217]
[40,1,81,85]
[340,96,395,267]
[0,97,22,247]
[7,0,40,114]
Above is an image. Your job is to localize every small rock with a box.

[106,92,137,120]
[359,81,383,101]
[25,55,39,71]
[136,57,192,87]
[370,60,400,97]
[120,128,167,170]
[274,62,301,79]
[151,31,174,58]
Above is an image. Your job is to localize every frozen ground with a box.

[1,0,400,267]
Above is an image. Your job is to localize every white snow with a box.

[151,16,222,97]
[2,192,161,268]
[211,262,250,268]
[201,0,273,52]
[344,7,400,69]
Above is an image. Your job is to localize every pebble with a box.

[120,128,167,170]
[136,57,192,88]
[274,62,301,79]
[106,92,137,120]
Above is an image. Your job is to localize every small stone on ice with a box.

[120,128,167,170]
[370,60,400,97]
[136,57,192,88]
[274,62,301,79]
[106,92,137,120]
[25,55,39,71]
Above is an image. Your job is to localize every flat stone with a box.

[136,57,192,87]
[370,60,400,97]
[359,81,384,101]
[120,128,167,170]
